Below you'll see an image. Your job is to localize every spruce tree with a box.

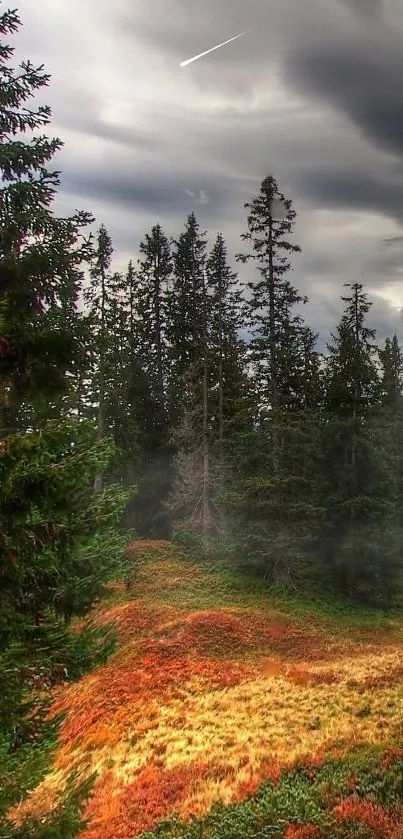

[206,232,245,458]
[137,224,172,413]
[236,174,303,422]
[321,284,398,602]
[167,256,213,539]
[379,335,403,410]
[125,226,173,536]
[84,225,113,491]
[228,175,321,583]
[166,212,208,424]
[378,335,403,549]
[164,214,210,537]
[204,233,252,537]
[166,224,249,541]
[0,6,133,751]
[0,7,93,434]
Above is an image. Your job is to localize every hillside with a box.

[7,540,403,839]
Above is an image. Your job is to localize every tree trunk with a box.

[202,353,211,538]
[268,219,279,472]
[202,273,212,539]
[154,257,165,412]
[218,277,224,464]
[94,268,106,493]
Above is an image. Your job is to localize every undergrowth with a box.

[0,620,118,837]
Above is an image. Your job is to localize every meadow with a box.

[7,540,403,839]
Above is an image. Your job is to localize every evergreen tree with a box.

[226,175,322,582]
[167,257,213,539]
[205,233,253,537]
[206,232,245,459]
[126,227,174,537]
[137,224,172,414]
[379,335,403,409]
[164,213,210,537]
[167,225,250,541]
[166,212,208,424]
[236,174,303,421]
[321,284,398,602]
[83,233,142,495]
[0,7,93,434]
[378,334,403,536]
[0,5,133,753]
[84,225,113,491]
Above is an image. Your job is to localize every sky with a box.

[14,0,403,348]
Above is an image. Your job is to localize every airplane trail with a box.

[180,31,249,68]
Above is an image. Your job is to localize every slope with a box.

[7,540,403,838]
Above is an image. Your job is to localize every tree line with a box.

[69,189,403,609]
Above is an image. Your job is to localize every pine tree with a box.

[379,335,403,409]
[166,224,249,542]
[168,260,213,539]
[0,7,94,433]
[236,174,303,424]
[227,175,321,582]
[378,335,403,537]
[164,214,211,537]
[321,284,398,602]
[137,224,172,414]
[206,232,244,459]
[166,212,208,424]
[0,6,133,752]
[204,233,253,538]
[84,225,113,491]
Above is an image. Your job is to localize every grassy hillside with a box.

[7,540,403,839]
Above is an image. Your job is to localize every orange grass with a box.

[7,541,403,838]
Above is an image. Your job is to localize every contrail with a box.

[180,31,249,68]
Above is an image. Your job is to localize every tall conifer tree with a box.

[228,175,321,582]
[0,6,132,752]
[321,284,398,601]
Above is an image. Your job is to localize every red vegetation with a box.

[334,797,395,836]
[93,602,181,642]
[80,761,214,839]
[157,609,267,658]
[236,759,282,800]
[352,666,403,692]
[284,826,320,839]
[261,660,338,685]
[13,540,402,839]
[379,747,403,769]
[50,645,252,756]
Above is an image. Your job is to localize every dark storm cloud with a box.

[61,163,242,226]
[283,28,403,158]
[292,167,403,222]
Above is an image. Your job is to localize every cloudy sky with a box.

[14,0,403,347]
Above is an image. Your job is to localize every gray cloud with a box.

[292,168,403,222]
[14,0,403,345]
[380,236,403,250]
[283,27,403,158]
[336,0,385,20]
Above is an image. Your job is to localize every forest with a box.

[1,6,403,839]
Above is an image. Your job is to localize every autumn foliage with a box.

[7,540,403,839]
